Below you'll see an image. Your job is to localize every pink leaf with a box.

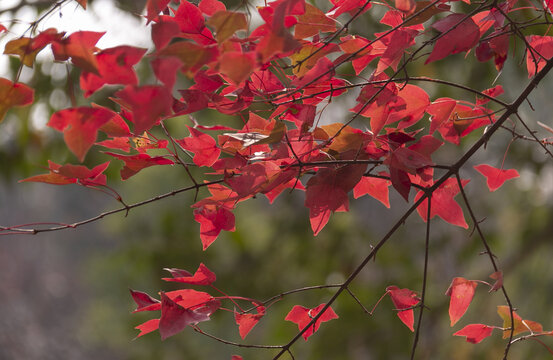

[474,164,519,192]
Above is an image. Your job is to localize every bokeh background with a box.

[1,0,553,359]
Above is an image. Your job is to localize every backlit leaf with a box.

[285,303,338,341]
[474,164,519,192]
[446,277,477,326]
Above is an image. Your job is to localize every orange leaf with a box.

[497,306,543,338]
[207,11,247,42]
[0,78,34,122]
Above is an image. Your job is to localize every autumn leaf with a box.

[453,324,494,344]
[386,286,420,331]
[415,178,470,228]
[305,164,366,235]
[48,107,115,162]
[235,305,265,339]
[474,164,519,192]
[353,174,391,208]
[51,31,104,74]
[159,292,219,340]
[80,45,147,97]
[0,78,34,123]
[497,306,543,339]
[446,277,477,327]
[176,126,221,167]
[193,205,236,250]
[206,11,247,42]
[130,289,160,312]
[115,85,173,134]
[20,160,109,186]
[285,303,338,341]
[104,152,174,180]
[162,263,216,285]
[426,14,480,64]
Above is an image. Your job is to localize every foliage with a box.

[1,0,553,358]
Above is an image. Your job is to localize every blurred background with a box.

[1,0,553,359]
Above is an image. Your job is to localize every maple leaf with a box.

[415,178,470,228]
[176,126,221,167]
[453,324,494,344]
[474,164,519,192]
[526,35,553,78]
[48,107,115,162]
[218,52,257,85]
[51,31,104,74]
[353,174,391,208]
[0,78,34,123]
[497,306,543,339]
[130,289,160,312]
[285,303,339,341]
[135,318,161,338]
[386,286,420,332]
[305,164,366,235]
[162,263,216,285]
[426,14,480,64]
[104,152,174,180]
[144,0,171,23]
[80,45,147,97]
[446,277,477,327]
[235,305,266,339]
[193,205,236,250]
[4,28,62,67]
[159,292,219,340]
[206,11,247,42]
[115,85,173,134]
[20,161,109,186]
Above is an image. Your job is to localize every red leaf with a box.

[231,356,243,360]
[80,45,147,97]
[305,164,366,235]
[130,289,160,312]
[526,36,553,78]
[353,175,390,208]
[193,205,236,250]
[386,286,420,332]
[105,152,174,180]
[176,126,221,167]
[284,303,339,341]
[115,85,173,134]
[0,78,34,123]
[199,0,226,15]
[489,271,503,292]
[497,306,543,338]
[135,318,161,338]
[20,161,109,186]
[144,0,171,23]
[162,263,216,285]
[152,56,182,90]
[48,107,114,162]
[453,324,494,344]
[446,277,478,327]
[426,14,480,63]
[159,292,215,340]
[51,31,104,74]
[235,305,265,339]
[415,178,470,228]
[219,51,257,85]
[474,164,519,192]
